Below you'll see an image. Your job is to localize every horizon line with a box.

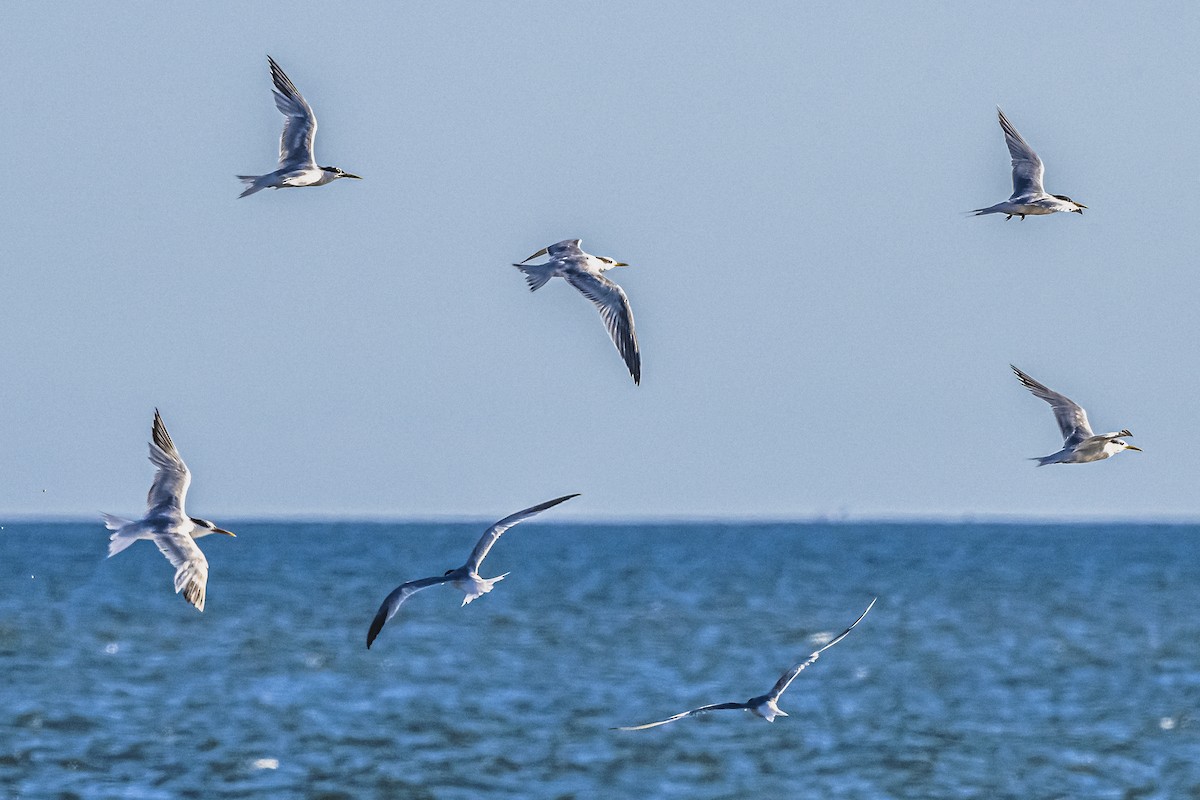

[3,512,1199,526]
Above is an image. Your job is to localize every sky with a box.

[1,3,1198,520]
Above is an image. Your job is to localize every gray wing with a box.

[466,494,579,573]
[997,107,1044,198]
[268,56,317,171]
[366,575,456,648]
[146,410,191,517]
[517,239,583,264]
[613,702,748,731]
[152,531,210,612]
[563,270,641,385]
[547,239,584,258]
[1011,365,1093,446]
[768,597,876,702]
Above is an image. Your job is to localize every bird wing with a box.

[145,410,191,517]
[767,597,876,702]
[997,107,1045,198]
[547,239,585,258]
[465,494,579,573]
[152,531,210,612]
[1011,365,1094,446]
[268,56,317,171]
[517,239,583,264]
[366,574,457,648]
[614,702,748,731]
[563,270,641,385]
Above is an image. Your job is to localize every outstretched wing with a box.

[366,575,456,648]
[564,270,641,385]
[516,239,583,265]
[613,702,747,731]
[466,494,579,573]
[268,56,317,171]
[768,597,876,703]
[146,409,191,517]
[997,107,1045,198]
[1011,365,1093,447]
[152,531,210,612]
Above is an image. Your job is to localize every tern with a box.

[237,55,361,198]
[102,411,235,612]
[1012,365,1141,465]
[366,493,579,648]
[615,598,876,730]
[972,107,1085,220]
[513,239,641,385]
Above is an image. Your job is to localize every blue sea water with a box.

[0,521,1197,799]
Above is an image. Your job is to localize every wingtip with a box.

[366,607,387,649]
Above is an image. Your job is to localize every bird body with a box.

[615,598,876,730]
[238,56,361,197]
[514,239,641,385]
[103,411,234,612]
[1011,365,1141,465]
[366,493,579,648]
[973,108,1085,220]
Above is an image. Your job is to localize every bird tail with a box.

[512,263,555,292]
[461,572,509,606]
[101,514,144,557]
[236,175,268,198]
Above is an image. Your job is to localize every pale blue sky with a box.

[2,3,1197,519]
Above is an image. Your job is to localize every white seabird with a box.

[1011,365,1141,465]
[102,410,235,612]
[237,55,361,197]
[513,239,641,385]
[366,494,579,648]
[615,598,876,730]
[972,107,1085,220]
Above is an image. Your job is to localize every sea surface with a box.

[0,521,1196,799]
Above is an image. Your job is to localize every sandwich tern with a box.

[615,598,876,730]
[973,107,1085,220]
[237,56,361,198]
[102,411,235,612]
[366,493,579,648]
[513,239,641,385]
[1012,365,1141,465]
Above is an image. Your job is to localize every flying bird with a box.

[615,598,876,730]
[102,410,235,612]
[237,55,361,197]
[972,107,1085,220]
[367,494,579,648]
[513,239,641,385]
[1011,365,1141,465]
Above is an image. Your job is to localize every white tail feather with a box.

[102,514,145,557]
[236,175,269,198]
[513,264,555,291]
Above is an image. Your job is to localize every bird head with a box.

[1111,431,1141,452]
[1053,194,1086,213]
[189,517,236,537]
[598,256,629,271]
[321,166,362,181]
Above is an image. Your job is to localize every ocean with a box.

[0,521,1196,799]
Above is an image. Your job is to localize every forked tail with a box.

[236,175,269,198]
[460,572,509,606]
[101,513,143,557]
[512,263,555,292]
